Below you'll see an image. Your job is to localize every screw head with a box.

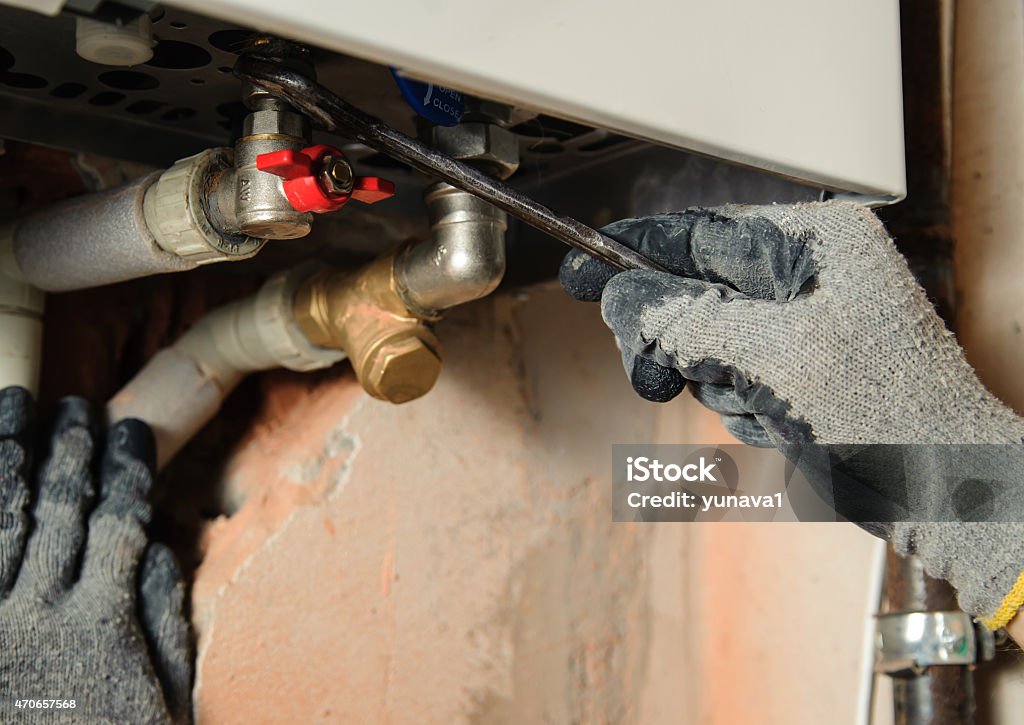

[320,155,354,196]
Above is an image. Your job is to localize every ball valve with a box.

[255,144,395,214]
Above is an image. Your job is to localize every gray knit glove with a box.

[0,387,192,723]
[560,201,1024,628]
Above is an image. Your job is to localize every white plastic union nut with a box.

[144,148,264,264]
[75,16,154,67]
[253,264,347,372]
[171,263,344,390]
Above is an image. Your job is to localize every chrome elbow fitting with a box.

[395,182,507,316]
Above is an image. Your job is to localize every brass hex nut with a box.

[431,123,520,179]
[361,333,443,403]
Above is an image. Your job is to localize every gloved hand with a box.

[0,387,192,723]
[560,201,1024,628]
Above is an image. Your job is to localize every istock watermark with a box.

[613,444,1024,523]
[626,455,720,483]
[613,444,836,523]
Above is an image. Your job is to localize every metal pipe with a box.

[874,4,978,722]
[234,56,666,274]
[396,182,507,315]
[879,550,976,725]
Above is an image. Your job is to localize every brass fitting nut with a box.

[362,332,442,403]
[293,254,444,404]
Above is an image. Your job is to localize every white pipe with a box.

[856,536,888,725]
[0,223,45,395]
[108,264,343,469]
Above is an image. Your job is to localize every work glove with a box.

[560,201,1024,629]
[0,387,192,723]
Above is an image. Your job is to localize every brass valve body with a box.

[293,255,443,403]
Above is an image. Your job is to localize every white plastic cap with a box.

[75,15,154,67]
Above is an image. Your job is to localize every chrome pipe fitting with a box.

[395,182,507,316]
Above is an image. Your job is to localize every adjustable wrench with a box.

[235,55,667,274]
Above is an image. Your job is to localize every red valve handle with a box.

[256,144,395,214]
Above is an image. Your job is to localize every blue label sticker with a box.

[390,68,464,127]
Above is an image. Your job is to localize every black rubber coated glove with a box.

[559,202,1024,629]
[0,387,192,723]
[559,203,1024,447]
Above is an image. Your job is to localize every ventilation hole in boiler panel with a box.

[190,78,205,85]
[126,99,165,114]
[162,107,197,121]
[0,72,47,89]
[146,40,211,69]
[99,70,159,90]
[577,135,631,153]
[218,66,233,74]
[169,21,187,29]
[0,45,14,72]
[88,91,125,106]
[208,29,258,54]
[215,100,246,135]
[216,100,247,121]
[51,82,88,98]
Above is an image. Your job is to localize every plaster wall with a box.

[190,286,880,724]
